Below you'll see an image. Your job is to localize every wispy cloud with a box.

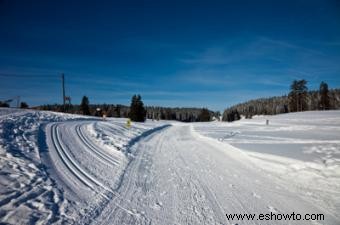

[179,47,235,65]
[258,37,326,56]
[175,36,340,89]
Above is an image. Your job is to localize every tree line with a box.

[145,106,215,122]
[38,95,218,122]
[222,80,340,122]
[0,101,29,108]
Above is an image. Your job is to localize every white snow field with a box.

[1,108,340,225]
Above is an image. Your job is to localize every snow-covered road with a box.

[91,125,339,225]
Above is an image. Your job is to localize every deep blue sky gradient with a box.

[1,0,340,111]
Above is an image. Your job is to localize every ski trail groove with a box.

[51,123,112,199]
[75,124,119,165]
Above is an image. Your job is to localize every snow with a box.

[193,110,340,222]
[0,108,165,224]
[1,108,340,224]
[0,109,89,224]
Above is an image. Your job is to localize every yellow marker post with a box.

[126,118,131,128]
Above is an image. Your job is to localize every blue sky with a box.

[1,0,340,111]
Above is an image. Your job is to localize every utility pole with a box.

[62,73,65,112]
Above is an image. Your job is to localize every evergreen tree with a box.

[223,109,240,122]
[0,101,9,107]
[80,96,90,115]
[129,94,146,122]
[129,95,138,120]
[198,108,211,121]
[115,105,121,117]
[20,102,29,108]
[288,79,308,112]
[298,79,308,111]
[319,81,330,110]
[289,80,299,112]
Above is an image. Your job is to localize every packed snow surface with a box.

[193,110,340,221]
[1,108,340,225]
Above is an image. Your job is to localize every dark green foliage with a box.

[288,80,299,112]
[288,79,308,112]
[319,81,330,110]
[223,109,240,122]
[115,105,121,117]
[0,101,10,107]
[245,105,255,119]
[20,102,29,108]
[145,106,218,122]
[80,96,90,115]
[129,95,146,122]
[223,96,289,121]
[38,104,68,112]
[198,108,211,122]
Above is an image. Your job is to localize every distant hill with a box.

[222,88,340,121]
